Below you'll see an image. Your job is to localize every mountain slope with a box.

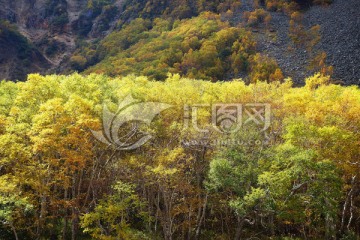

[305,0,360,85]
[0,21,51,81]
[0,0,358,85]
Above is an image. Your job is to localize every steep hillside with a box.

[304,0,360,85]
[0,0,244,80]
[0,21,51,80]
[256,0,360,85]
[0,0,125,80]
[0,0,358,85]
[67,0,360,85]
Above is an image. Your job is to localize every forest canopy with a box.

[0,73,359,239]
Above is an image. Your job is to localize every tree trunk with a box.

[195,193,208,239]
[37,194,47,238]
[10,223,18,240]
[63,217,68,240]
[62,188,68,240]
[234,217,244,240]
[71,176,78,240]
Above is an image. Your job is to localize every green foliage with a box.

[0,81,18,116]
[207,129,342,238]
[81,181,149,240]
[0,176,33,227]
[258,144,341,238]
[206,128,268,226]
[79,12,265,81]
[70,55,88,71]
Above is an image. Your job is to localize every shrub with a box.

[243,9,272,28]
[249,53,284,83]
[70,55,87,71]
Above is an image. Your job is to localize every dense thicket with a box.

[0,73,359,239]
[72,13,283,82]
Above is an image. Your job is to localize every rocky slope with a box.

[304,0,360,85]
[0,0,124,80]
[0,20,51,81]
[246,0,360,85]
[0,0,359,85]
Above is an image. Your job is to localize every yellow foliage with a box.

[1,72,359,238]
